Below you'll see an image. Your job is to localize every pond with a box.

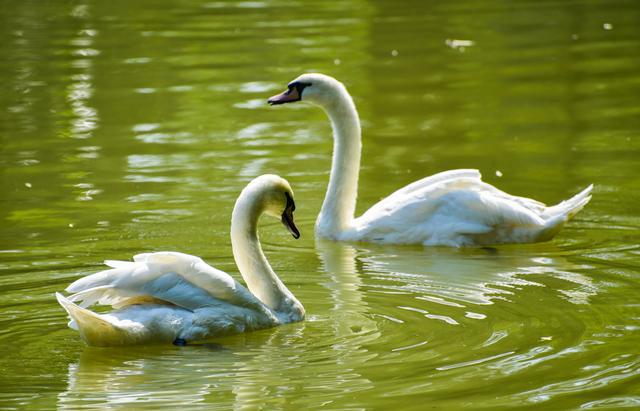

[1,0,639,409]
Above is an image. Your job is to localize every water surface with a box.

[1,0,639,409]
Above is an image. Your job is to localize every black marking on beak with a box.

[281,192,300,239]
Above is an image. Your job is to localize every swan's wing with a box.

[65,252,265,312]
[363,169,482,217]
[387,169,482,198]
[355,176,548,244]
[65,273,234,312]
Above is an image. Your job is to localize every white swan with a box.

[268,73,592,247]
[56,174,305,346]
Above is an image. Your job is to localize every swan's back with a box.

[349,170,592,246]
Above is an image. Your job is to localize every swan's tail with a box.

[544,184,593,221]
[534,185,592,242]
[56,292,129,346]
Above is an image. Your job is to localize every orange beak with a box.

[268,87,301,105]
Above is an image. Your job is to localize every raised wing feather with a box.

[66,252,266,313]
[372,169,482,208]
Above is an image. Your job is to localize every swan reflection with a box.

[315,240,600,356]
[58,344,238,409]
[342,243,598,308]
[316,239,379,338]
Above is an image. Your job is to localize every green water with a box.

[1,0,639,409]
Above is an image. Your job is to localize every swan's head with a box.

[268,73,345,108]
[241,174,300,239]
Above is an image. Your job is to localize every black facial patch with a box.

[288,81,312,98]
[284,191,295,212]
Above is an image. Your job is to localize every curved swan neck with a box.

[316,85,362,237]
[230,191,299,315]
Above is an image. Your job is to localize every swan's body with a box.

[269,73,592,247]
[56,175,304,346]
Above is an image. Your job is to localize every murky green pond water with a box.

[1,0,639,409]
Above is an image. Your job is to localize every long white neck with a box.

[315,86,362,237]
[230,193,300,318]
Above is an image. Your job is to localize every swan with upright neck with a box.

[56,174,305,346]
[268,73,592,247]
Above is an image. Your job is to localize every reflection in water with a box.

[316,239,378,338]
[361,246,598,308]
[57,324,377,410]
[319,240,600,321]
[58,345,235,409]
[313,240,378,398]
[315,240,631,407]
[68,6,99,140]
